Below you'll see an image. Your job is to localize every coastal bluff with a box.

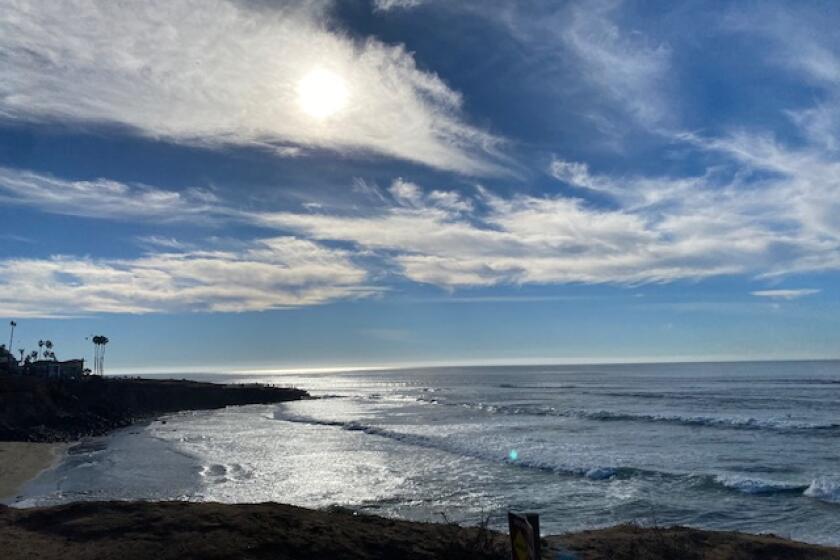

[0,501,838,560]
[0,376,309,442]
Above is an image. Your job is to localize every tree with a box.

[38,340,45,359]
[91,335,110,376]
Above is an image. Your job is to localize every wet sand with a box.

[0,442,66,502]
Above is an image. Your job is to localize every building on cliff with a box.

[27,359,85,380]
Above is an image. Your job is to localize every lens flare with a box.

[508,449,519,461]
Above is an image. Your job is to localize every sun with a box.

[297,68,348,119]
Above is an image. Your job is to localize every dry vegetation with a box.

[551,523,840,560]
[1,501,838,560]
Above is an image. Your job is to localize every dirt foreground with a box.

[1,500,839,560]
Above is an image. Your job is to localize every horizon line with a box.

[109,354,840,376]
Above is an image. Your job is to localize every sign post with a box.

[526,513,541,557]
[508,512,540,560]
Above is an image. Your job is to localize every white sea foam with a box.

[585,467,619,480]
[441,401,840,432]
[804,478,840,504]
[273,410,644,482]
[712,474,806,495]
[273,407,840,510]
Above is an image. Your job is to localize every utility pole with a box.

[8,321,16,353]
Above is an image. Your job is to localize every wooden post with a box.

[525,513,541,557]
[508,512,537,560]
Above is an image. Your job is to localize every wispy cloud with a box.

[0,0,504,175]
[0,238,376,317]
[4,140,839,306]
[0,233,35,244]
[256,121,840,289]
[373,0,426,11]
[0,167,226,223]
[560,1,672,127]
[751,289,820,300]
[256,177,742,288]
[434,0,674,133]
[4,1,840,318]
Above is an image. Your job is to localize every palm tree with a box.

[8,321,15,352]
[37,340,45,359]
[45,340,54,361]
[18,349,24,362]
[91,335,110,375]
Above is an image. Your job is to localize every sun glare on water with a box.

[297,68,348,119]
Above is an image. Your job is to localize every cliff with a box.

[0,375,309,442]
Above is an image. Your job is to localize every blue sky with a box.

[1,0,839,371]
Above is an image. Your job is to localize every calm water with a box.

[12,361,840,545]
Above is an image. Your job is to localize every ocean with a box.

[13,361,840,545]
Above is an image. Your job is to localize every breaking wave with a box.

[425,400,840,433]
[271,407,840,506]
[271,409,653,481]
[710,474,807,495]
[804,478,840,504]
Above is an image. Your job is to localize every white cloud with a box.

[255,180,752,288]
[4,1,840,307]
[0,238,375,317]
[4,126,839,302]
[1,154,837,314]
[0,0,503,175]
[134,236,194,251]
[254,125,840,289]
[751,289,820,300]
[454,0,673,131]
[560,1,671,126]
[660,130,840,281]
[549,158,620,195]
[388,178,424,208]
[373,0,426,11]
[0,167,226,223]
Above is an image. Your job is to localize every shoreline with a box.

[0,376,309,504]
[0,442,67,504]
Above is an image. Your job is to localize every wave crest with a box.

[804,478,840,504]
[272,407,840,506]
[711,474,806,495]
[427,400,839,434]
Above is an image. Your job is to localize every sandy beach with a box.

[0,442,66,502]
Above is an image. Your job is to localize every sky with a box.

[1,0,839,372]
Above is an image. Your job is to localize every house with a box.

[28,359,85,380]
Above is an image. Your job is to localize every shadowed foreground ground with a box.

[1,501,838,560]
[549,525,840,560]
